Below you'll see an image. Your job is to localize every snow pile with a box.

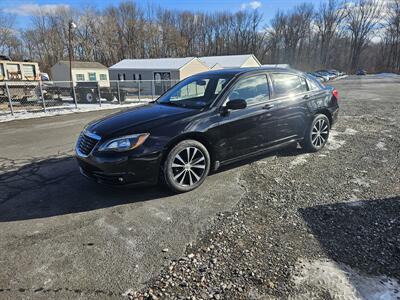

[0,102,144,123]
[292,258,400,300]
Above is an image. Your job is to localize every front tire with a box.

[163,140,210,193]
[302,114,330,152]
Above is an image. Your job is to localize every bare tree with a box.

[382,0,400,72]
[345,0,382,72]
[315,0,346,66]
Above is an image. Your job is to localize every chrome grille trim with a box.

[76,131,101,157]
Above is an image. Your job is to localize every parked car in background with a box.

[314,71,330,82]
[317,70,336,80]
[356,69,367,75]
[307,72,324,83]
[76,67,339,193]
[329,69,341,77]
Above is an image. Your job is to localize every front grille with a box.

[78,132,99,155]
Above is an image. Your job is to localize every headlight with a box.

[98,133,150,152]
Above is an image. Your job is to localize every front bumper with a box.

[76,150,162,187]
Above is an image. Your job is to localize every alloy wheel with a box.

[171,147,206,187]
[311,118,329,148]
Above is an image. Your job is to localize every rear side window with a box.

[307,76,323,91]
[227,74,270,105]
[270,73,308,97]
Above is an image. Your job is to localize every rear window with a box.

[270,73,308,97]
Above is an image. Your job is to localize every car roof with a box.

[196,67,304,77]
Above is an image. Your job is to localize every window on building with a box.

[76,74,85,81]
[88,72,97,81]
[118,73,126,81]
[100,74,107,81]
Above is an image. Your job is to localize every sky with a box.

[0,0,320,28]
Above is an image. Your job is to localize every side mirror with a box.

[225,99,247,110]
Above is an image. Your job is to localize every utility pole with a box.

[68,20,77,105]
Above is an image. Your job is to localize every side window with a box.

[307,78,320,91]
[227,74,269,106]
[271,73,308,97]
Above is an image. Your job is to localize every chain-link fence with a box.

[0,79,179,117]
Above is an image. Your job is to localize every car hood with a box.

[86,103,197,138]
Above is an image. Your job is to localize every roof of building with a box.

[57,61,107,69]
[109,57,201,70]
[199,54,261,68]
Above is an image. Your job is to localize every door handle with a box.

[262,103,274,110]
[303,94,310,99]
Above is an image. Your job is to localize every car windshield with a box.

[156,74,234,109]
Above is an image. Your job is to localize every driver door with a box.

[213,74,272,162]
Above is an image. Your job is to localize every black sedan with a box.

[76,68,339,192]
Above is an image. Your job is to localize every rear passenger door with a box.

[268,73,310,143]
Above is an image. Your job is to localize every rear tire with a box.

[302,114,330,152]
[163,140,210,193]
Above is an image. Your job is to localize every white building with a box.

[51,61,110,87]
[199,54,261,69]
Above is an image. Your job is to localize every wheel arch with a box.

[162,132,216,168]
[315,108,332,127]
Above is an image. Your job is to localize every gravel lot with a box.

[0,75,399,299]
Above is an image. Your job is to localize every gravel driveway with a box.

[133,75,400,299]
[0,75,399,300]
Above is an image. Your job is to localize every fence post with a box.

[39,80,46,113]
[97,82,101,107]
[5,82,14,116]
[117,81,121,105]
[138,80,141,102]
[72,83,78,109]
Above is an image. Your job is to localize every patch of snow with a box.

[344,128,358,135]
[351,177,371,188]
[326,130,346,150]
[376,141,387,151]
[376,73,400,78]
[292,259,400,300]
[290,154,310,168]
[0,102,144,123]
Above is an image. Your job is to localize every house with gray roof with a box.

[51,61,110,87]
[199,54,261,69]
[109,57,209,95]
